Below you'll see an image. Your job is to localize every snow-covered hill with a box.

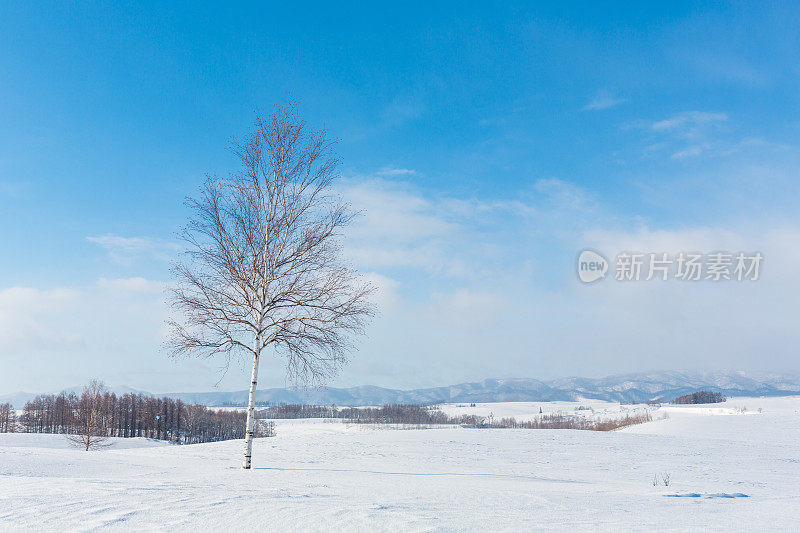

[4,370,799,408]
[164,370,800,406]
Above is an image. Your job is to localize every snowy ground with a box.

[1,396,799,531]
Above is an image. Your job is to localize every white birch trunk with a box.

[242,336,260,469]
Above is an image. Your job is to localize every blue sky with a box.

[1,2,800,393]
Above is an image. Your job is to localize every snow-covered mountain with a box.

[164,370,800,406]
[4,370,799,408]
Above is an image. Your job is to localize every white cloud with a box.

[583,92,625,111]
[87,235,180,264]
[634,111,733,159]
[340,175,602,275]
[533,178,596,211]
[583,227,748,254]
[0,287,84,354]
[335,167,800,386]
[339,179,461,272]
[554,226,800,371]
[380,98,424,127]
[636,112,794,163]
[361,272,401,312]
[651,111,728,132]
[343,179,457,241]
[688,53,768,87]
[426,289,505,330]
[670,145,707,159]
[0,278,170,391]
[97,277,167,293]
[8,161,800,392]
[87,235,153,252]
[375,167,417,177]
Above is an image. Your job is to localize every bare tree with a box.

[67,380,110,451]
[167,100,374,469]
[0,402,14,433]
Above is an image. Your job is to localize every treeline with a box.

[262,404,342,419]
[261,404,473,425]
[261,403,652,431]
[493,412,652,431]
[343,404,454,425]
[671,391,726,404]
[2,392,258,443]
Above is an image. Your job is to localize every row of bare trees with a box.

[493,411,653,431]
[4,381,255,446]
[261,403,456,424]
[261,404,341,419]
[259,403,653,431]
[340,406,652,430]
[340,405,454,425]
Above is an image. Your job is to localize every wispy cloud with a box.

[634,111,730,159]
[375,166,417,177]
[637,113,792,162]
[670,145,707,159]
[338,178,459,272]
[583,91,625,111]
[338,171,603,283]
[688,53,769,87]
[380,98,424,127]
[97,277,167,293]
[651,111,728,132]
[0,277,172,391]
[87,235,180,264]
[0,287,84,354]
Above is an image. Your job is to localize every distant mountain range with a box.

[4,370,800,408]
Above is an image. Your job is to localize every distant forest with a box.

[0,393,266,443]
[671,391,726,404]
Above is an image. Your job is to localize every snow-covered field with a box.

[2,396,799,531]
